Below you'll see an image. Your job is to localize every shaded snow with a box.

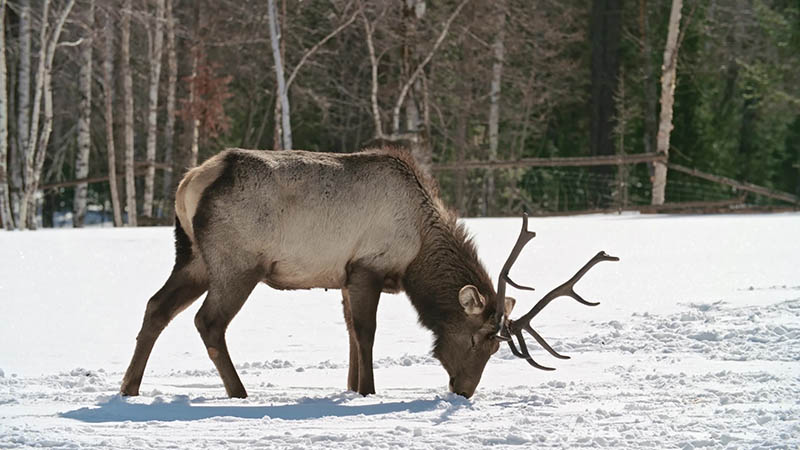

[1,213,799,448]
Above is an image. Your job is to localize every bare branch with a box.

[286,4,359,90]
[391,0,471,134]
[57,37,83,48]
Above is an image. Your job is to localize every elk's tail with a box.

[173,151,227,245]
[173,215,194,269]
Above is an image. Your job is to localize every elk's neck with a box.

[402,222,495,334]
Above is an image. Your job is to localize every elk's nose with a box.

[449,378,472,398]
[448,377,455,392]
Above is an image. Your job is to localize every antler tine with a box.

[494,213,537,338]
[505,250,619,370]
[505,277,536,292]
[507,328,555,371]
[511,251,619,331]
[521,323,570,360]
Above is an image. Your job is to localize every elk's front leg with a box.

[342,294,359,391]
[343,264,382,396]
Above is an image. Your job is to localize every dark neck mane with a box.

[402,217,496,334]
[371,146,495,334]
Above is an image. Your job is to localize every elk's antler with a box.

[494,214,619,371]
[493,213,537,338]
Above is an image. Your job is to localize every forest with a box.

[0,0,798,229]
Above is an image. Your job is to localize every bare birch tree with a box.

[161,0,177,212]
[143,0,165,218]
[188,55,200,167]
[651,0,683,205]
[102,6,123,227]
[121,0,136,226]
[73,0,95,227]
[270,1,359,150]
[359,0,470,175]
[18,0,76,229]
[186,2,202,168]
[267,0,292,150]
[0,0,12,229]
[12,0,32,226]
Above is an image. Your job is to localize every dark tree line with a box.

[0,0,797,228]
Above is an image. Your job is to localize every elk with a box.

[120,148,617,399]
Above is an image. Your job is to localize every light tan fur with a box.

[174,152,226,243]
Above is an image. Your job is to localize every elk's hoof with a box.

[120,386,139,397]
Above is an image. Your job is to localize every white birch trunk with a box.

[121,0,137,226]
[18,0,49,229]
[19,0,75,229]
[12,0,31,227]
[486,0,505,216]
[29,1,76,228]
[161,0,177,210]
[0,0,13,229]
[73,0,94,227]
[142,0,165,217]
[267,0,292,150]
[103,8,122,227]
[188,47,199,168]
[651,0,683,205]
[359,5,383,139]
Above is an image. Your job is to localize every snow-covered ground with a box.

[1,213,798,449]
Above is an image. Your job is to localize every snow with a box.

[1,213,798,448]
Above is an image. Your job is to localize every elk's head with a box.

[437,214,618,398]
[432,284,516,398]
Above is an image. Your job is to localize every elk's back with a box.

[175,149,425,290]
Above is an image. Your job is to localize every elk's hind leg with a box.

[194,266,261,399]
[121,256,208,396]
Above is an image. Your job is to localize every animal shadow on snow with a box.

[60,394,467,423]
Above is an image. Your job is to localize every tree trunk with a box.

[455,113,467,216]
[0,0,12,230]
[18,0,49,229]
[267,0,292,150]
[188,47,199,168]
[103,7,123,227]
[589,0,623,208]
[142,0,165,218]
[12,0,31,227]
[359,3,383,140]
[486,0,506,216]
[73,0,95,227]
[590,0,622,158]
[651,0,683,205]
[638,0,658,166]
[121,0,137,226]
[161,0,177,214]
[272,89,282,150]
[19,0,76,229]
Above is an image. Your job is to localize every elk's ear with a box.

[459,285,486,315]
[504,297,516,317]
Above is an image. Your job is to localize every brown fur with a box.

[121,148,505,399]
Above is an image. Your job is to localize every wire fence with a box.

[437,161,798,217]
